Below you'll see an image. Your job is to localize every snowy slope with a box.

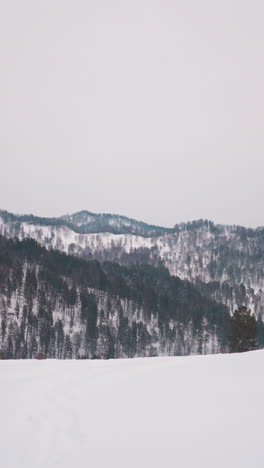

[1,351,264,468]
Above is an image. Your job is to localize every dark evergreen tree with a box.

[229,306,257,353]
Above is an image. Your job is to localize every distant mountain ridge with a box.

[0,209,177,237]
[3,208,262,236]
[60,210,264,233]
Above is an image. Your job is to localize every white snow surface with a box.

[1,351,264,468]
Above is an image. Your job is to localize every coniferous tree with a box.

[229,306,257,353]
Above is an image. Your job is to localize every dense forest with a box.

[0,236,232,359]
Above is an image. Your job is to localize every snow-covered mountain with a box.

[1,209,264,316]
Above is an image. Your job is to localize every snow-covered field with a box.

[1,352,263,468]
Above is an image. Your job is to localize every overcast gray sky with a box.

[1,0,263,227]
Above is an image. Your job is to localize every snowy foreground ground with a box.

[1,352,264,468]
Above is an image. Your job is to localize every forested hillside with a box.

[0,236,230,359]
[1,210,264,318]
